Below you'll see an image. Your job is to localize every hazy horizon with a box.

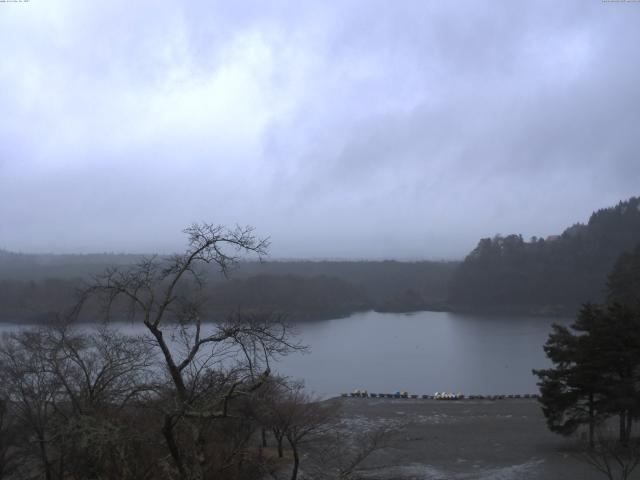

[0,247,459,263]
[2,1,639,258]
[0,196,624,261]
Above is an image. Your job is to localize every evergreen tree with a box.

[534,302,640,444]
[607,243,640,308]
[591,303,640,443]
[533,304,606,446]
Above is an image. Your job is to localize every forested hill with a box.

[449,196,640,314]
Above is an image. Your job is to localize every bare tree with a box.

[302,417,395,480]
[44,325,158,480]
[0,330,61,480]
[42,324,156,414]
[255,378,394,480]
[0,325,159,480]
[75,223,303,480]
[330,428,394,480]
[0,396,20,479]
[254,376,291,458]
[576,432,640,480]
[259,381,335,480]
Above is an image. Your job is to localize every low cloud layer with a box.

[1,1,639,259]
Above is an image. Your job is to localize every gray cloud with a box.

[1,0,639,259]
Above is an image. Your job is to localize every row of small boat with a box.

[343,390,539,400]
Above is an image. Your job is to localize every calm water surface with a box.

[0,310,571,398]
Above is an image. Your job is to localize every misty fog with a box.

[1,1,639,259]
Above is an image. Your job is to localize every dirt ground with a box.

[316,397,628,480]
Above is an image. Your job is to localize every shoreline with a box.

[322,396,606,479]
[0,304,575,326]
[338,392,540,400]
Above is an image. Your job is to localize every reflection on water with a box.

[0,310,571,398]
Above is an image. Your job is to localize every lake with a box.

[0,310,571,398]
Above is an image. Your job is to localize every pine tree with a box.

[533,304,605,446]
[607,243,640,308]
[534,302,640,444]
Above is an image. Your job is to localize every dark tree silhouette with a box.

[607,243,640,308]
[451,197,640,313]
[75,223,303,480]
[535,245,640,447]
[533,304,606,447]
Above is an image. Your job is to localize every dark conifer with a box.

[535,268,640,445]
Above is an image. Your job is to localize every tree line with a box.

[0,274,370,324]
[450,197,640,314]
[0,258,457,323]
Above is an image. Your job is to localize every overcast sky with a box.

[1,1,639,259]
